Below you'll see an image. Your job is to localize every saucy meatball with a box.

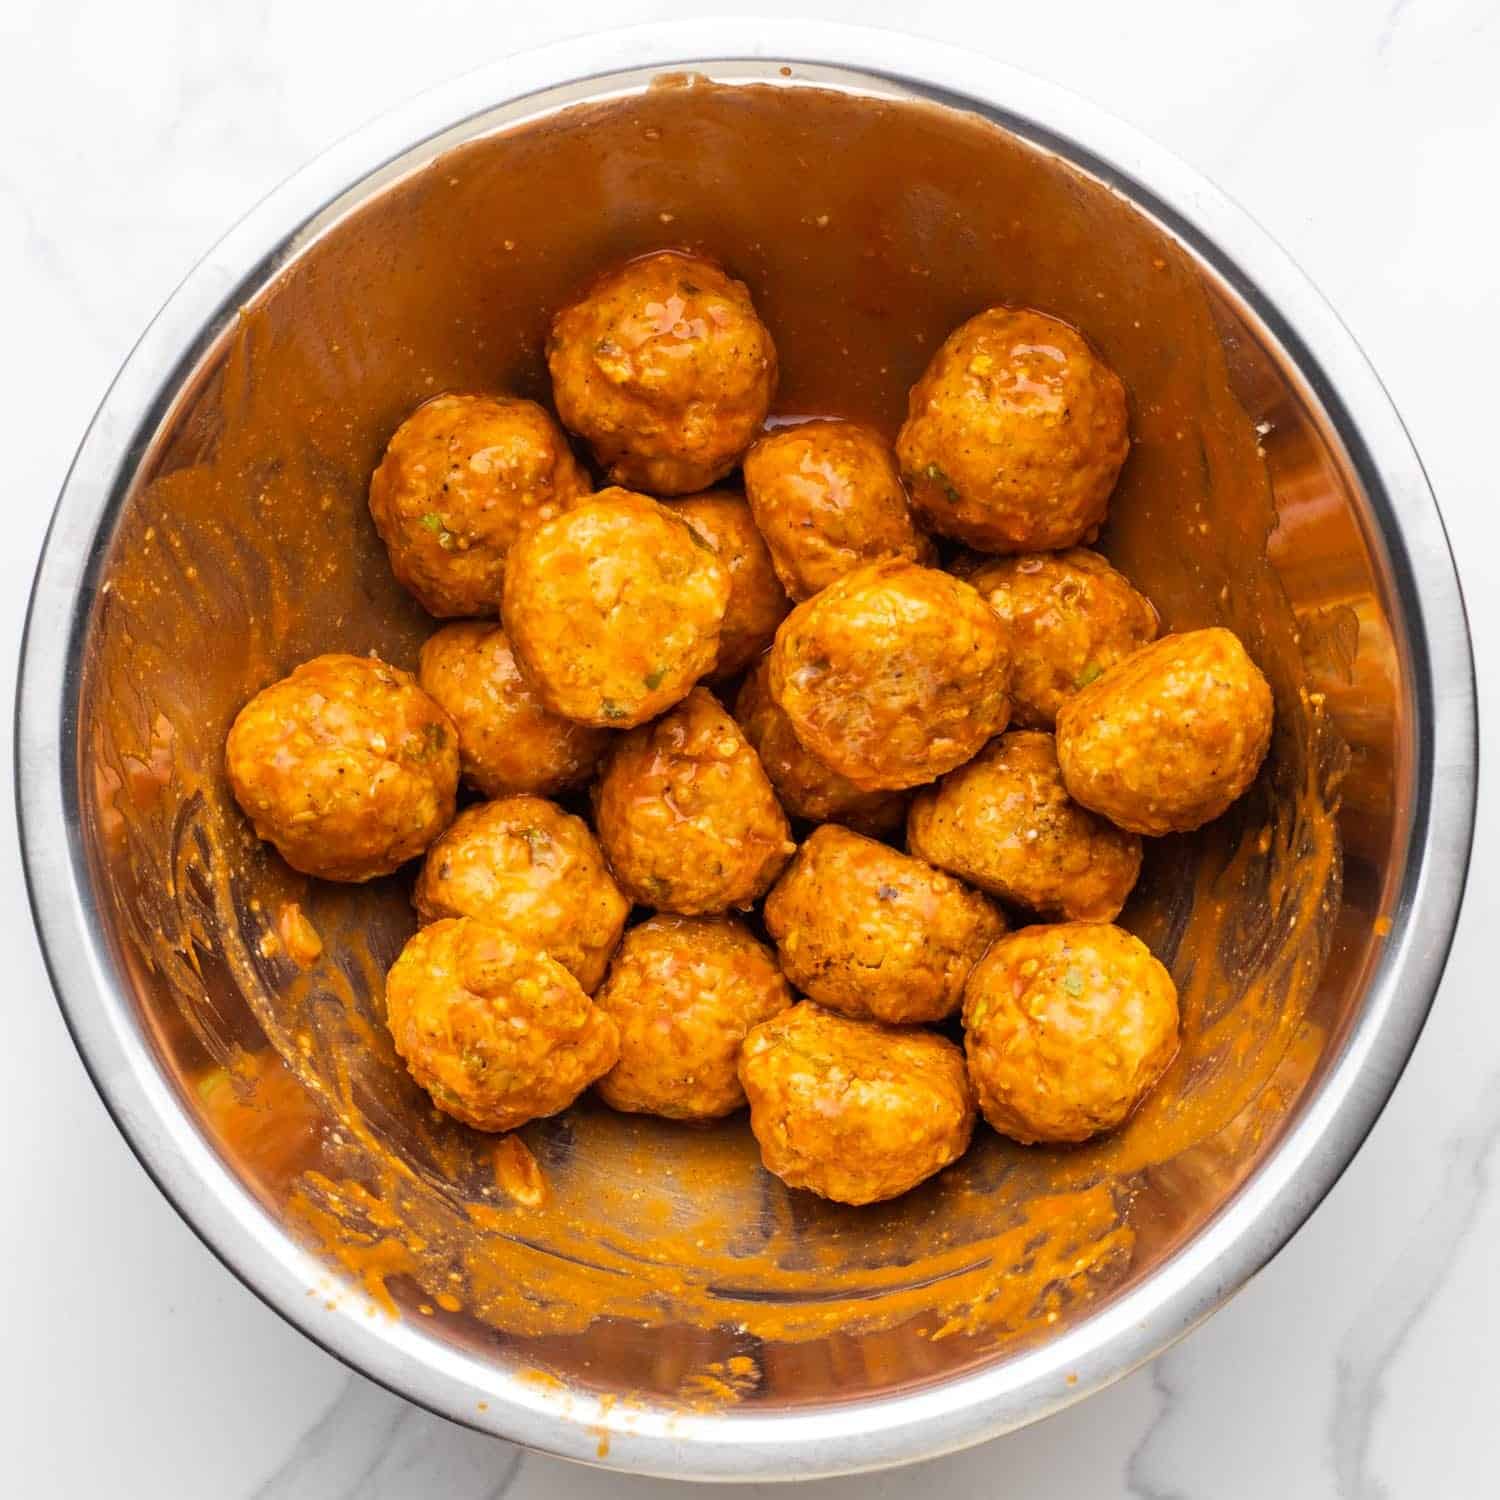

[385,916,619,1132]
[896,306,1129,553]
[414,796,628,993]
[417,621,609,798]
[768,559,1011,791]
[742,419,934,600]
[764,824,1004,1024]
[967,549,1158,727]
[368,394,590,617]
[666,491,790,678]
[501,488,730,728]
[547,251,777,494]
[733,657,908,835]
[1055,627,1273,836]
[908,731,1141,922]
[962,922,1179,1144]
[592,688,795,914]
[226,652,458,883]
[739,1002,975,1205]
[594,915,792,1120]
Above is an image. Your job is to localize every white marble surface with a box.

[3,0,1497,1494]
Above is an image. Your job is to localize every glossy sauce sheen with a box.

[82,79,1345,1407]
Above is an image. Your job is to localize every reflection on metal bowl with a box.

[16,22,1475,1482]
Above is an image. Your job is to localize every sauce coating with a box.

[897,307,1128,553]
[592,688,795,914]
[548,250,777,494]
[908,730,1141,922]
[225,652,458,882]
[368,393,590,617]
[767,559,1012,791]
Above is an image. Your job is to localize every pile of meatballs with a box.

[225,250,1274,1207]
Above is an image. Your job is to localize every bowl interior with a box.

[76,70,1407,1423]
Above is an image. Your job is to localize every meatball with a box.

[592,688,794,914]
[908,731,1141,922]
[967,549,1158,727]
[1055,627,1273,836]
[414,796,628,992]
[547,251,777,494]
[385,916,619,1132]
[417,621,609,798]
[739,1002,975,1205]
[768,559,1011,791]
[733,657,908,835]
[666,491,790,678]
[594,915,792,1120]
[896,306,1129,553]
[225,652,458,883]
[962,922,1179,1144]
[501,488,730,728]
[368,394,590,618]
[764,824,1004,1024]
[741,419,934,600]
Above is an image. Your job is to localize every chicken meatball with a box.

[908,731,1141,922]
[742,419,934,600]
[368,394,590,617]
[666,491,790,678]
[739,1002,975,1205]
[966,549,1158,727]
[417,621,609,798]
[547,251,777,494]
[414,796,628,992]
[962,922,1179,1144]
[768,559,1011,791]
[225,653,458,883]
[1055,627,1274,836]
[764,824,1004,1024]
[896,306,1129,553]
[733,657,908,835]
[594,915,792,1120]
[501,488,730,728]
[592,688,794,914]
[385,917,618,1132]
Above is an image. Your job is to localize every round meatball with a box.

[896,306,1129,553]
[414,796,628,992]
[547,251,777,494]
[739,1002,975,1205]
[225,653,458,883]
[502,488,730,728]
[592,688,794,914]
[417,622,609,798]
[1055,628,1274,836]
[962,922,1179,1144]
[967,549,1158,727]
[368,394,590,617]
[385,916,618,1132]
[594,915,792,1120]
[666,491,790,678]
[908,731,1141,922]
[764,824,1004,1024]
[733,657,908,835]
[742,420,935,600]
[768,559,1012,791]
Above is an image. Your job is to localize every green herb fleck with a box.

[419,511,444,533]
[1063,969,1085,998]
[196,1068,231,1103]
[683,522,717,554]
[924,463,961,503]
[517,826,548,854]
[1075,662,1105,690]
[426,722,448,751]
[643,667,666,691]
[601,700,630,721]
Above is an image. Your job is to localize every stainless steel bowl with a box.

[18,21,1476,1481]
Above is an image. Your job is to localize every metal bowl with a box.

[17,21,1475,1481]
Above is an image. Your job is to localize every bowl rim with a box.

[16,19,1477,1481]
